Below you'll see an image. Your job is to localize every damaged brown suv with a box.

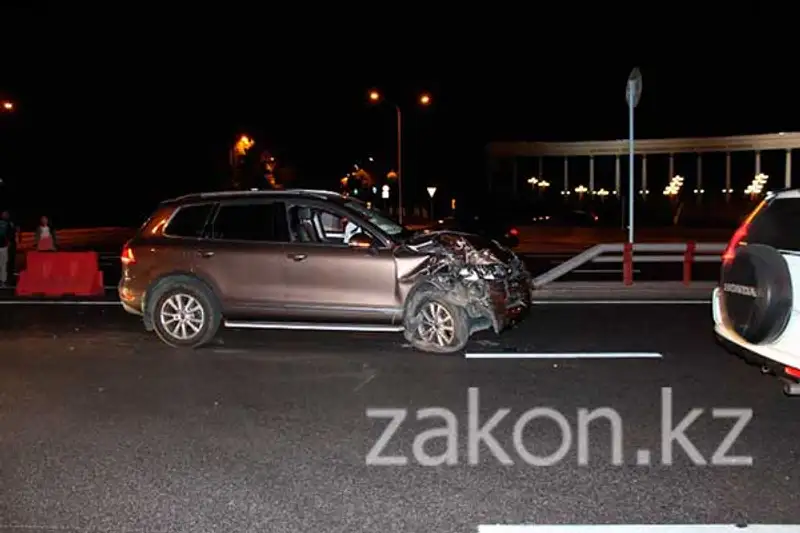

[119,189,531,353]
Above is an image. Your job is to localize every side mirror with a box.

[348,233,375,248]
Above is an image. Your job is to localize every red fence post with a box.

[683,241,696,286]
[623,242,633,285]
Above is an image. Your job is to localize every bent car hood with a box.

[393,230,526,282]
[401,230,515,264]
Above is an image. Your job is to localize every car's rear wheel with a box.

[404,290,469,354]
[151,278,220,348]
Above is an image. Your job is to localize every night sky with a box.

[1,7,797,227]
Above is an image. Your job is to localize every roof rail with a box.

[165,188,345,203]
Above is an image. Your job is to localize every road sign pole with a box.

[628,80,635,244]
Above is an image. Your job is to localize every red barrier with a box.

[16,251,104,297]
[623,242,633,285]
[683,241,696,286]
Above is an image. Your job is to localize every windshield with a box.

[344,200,406,237]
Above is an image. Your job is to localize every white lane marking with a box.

[466,352,663,359]
[531,300,710,305]
[571,269,640,274]
[0,300,120,306]
[478,526,800,532]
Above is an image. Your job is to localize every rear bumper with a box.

[713,287,800,380]
[715,327,782,372]
[118,278,144,315]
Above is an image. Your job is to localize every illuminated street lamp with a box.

[1,101,13,112]
[368,88,432,224]
[574,184,588,199]
[234,135,254,156]
[745,173,768,199]
[663,175,684,200]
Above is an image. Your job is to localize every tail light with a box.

[121,242,136,265]
[722,199,766,264]
[509,227,519,236]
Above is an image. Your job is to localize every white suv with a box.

[713,189,800,396]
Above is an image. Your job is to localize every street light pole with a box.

[395,104,403,224]
[369,90,431,226]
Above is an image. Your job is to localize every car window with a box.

[163,203,214,238]
[319,211,344,234]
[287,204,374,245]
[746,197,800,252]
[343,200,403,236]
[209,202,289,242]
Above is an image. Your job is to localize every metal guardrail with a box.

[532,242,727,288]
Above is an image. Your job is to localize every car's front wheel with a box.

[404,290,470,354]
[151,278,220,348]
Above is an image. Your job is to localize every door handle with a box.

[197,250,215,258]
[288,253,307,261]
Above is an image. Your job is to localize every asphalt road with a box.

[1,302,798,531]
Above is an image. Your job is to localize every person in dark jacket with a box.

[1,211,20,285]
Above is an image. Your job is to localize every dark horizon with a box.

[2,8,799,227]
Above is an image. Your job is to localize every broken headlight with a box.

[458,264,507,281]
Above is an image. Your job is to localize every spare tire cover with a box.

[720,243,793,344]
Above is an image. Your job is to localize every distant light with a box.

[1,101,13,111]
[369,90,380,101]
[368,156,374,162]
[419,93,431,105]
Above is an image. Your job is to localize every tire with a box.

[403,289,470,354]
[150,277,221,348]
[720,243,793,345]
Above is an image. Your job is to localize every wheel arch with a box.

[142,270,221,331]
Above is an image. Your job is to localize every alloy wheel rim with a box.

[417,301,455,347]
[159,293,205,341]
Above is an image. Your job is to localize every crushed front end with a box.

[397,231,532,334]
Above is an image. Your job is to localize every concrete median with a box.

[531,281,716,301]
[17,227,134,251]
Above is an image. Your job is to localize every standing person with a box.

[1,211,19,285]
[34,216,57,251]
[0,211,10,287]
